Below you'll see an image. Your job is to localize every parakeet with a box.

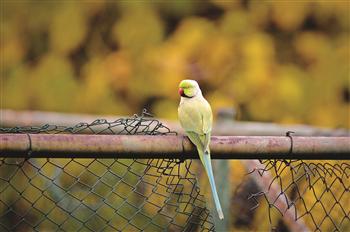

[177,79,224,220]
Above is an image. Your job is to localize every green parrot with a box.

[177,79,224,220]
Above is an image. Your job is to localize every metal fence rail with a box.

[1,134,349,159]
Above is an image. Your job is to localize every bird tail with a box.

[199,149,224,220]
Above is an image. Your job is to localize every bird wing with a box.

[178,97,212,151]
[201,100,213,135]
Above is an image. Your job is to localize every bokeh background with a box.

[1,1,349,231]
[1,0,349,128]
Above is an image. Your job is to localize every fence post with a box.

[213,159,231,231]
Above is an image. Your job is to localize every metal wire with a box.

[0,110,214,231]
[247,159,350,231]
[0,109,176,136]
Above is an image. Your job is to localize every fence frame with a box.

[1,134,349,159]
[1,111,349,232]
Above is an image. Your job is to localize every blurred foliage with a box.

[0,1,349,231]
[1,0,349,128]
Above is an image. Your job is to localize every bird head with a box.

[178,80,201,98]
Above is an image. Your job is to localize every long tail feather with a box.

[199,149,224,220]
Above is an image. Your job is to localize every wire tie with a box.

[286,131,295,155]
[26,133,33,160]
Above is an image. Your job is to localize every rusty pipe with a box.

[0,134,349,159]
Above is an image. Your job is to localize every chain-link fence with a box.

[1,110,349,231]
[0,158,215,231]
[244,159,350,231]
[0,110,214,231]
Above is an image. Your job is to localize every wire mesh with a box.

[0,110,214,231]
[247,159,350,231]
[0,109,176,136]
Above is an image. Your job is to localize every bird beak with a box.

[178,88,185,97]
